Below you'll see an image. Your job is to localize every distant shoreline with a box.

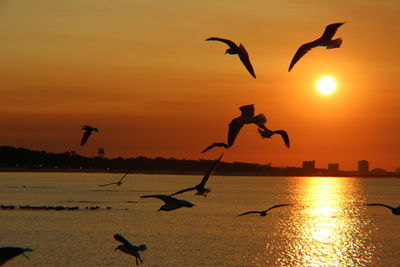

[1,167,399,178]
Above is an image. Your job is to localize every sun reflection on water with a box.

[258,177,376,266]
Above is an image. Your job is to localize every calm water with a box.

[1,173,399,266]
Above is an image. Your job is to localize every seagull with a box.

[170,153,223,197]
[288,22,346,71]
[365,203,400,215]
[202,104,266,153]
[114,234,146,266]
[98,168,132,187]
[80,125,98,146]
[140,194,194,212]
[236,204,292,217]
[0,247,33,266]
[206,37,256,78]
[257,125,290,148]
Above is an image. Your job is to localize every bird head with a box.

[138,244,147,251]
[225,48,235,55]
[157,206,165,212]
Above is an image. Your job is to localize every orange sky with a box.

[0,0,399,171]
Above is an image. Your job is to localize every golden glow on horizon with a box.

[316,76,336,95]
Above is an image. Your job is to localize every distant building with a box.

[358,160,369,173]
[303,160,315,170]
[328,163,339,172]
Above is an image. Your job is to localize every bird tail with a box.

[326,38,342,49]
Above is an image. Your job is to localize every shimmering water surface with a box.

[1,173,399,266]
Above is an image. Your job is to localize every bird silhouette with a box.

[0,247,33,266]
[365,203,400,215]
[202,104,266,153]
[170,153,223,197]
[80,125,98,146]
[98,168,132,187]
[257,125,290,148]
[206,37,256,78]
[236,204,292,217]
[140,194,194,212]
[114,234,146,265]
[288,22,346,71]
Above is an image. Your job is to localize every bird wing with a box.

[118,167,132,183]
[140,194,176,204]
[98,182,118,187]
[238,44,256,78]
[236,211,262,217]
[82,125,92,130]
[288,41,318,71]
[320,22,345,41]
[169,187,197,196]
[199,153,224,187]
[206,37,238,49]
[365,203,394,210]
[114,234,133,246]
[265,204,292,212]
[201,142,228,153]
[274,130,290,148]
[227,118,243,147]
[80,130,92,146]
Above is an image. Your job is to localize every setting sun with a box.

[316,76,336,95]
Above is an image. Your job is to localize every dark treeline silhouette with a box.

[0,146,285,176]
[0,146,398,177]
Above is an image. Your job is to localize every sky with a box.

[0,0,399,171]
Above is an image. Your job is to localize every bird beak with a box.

[157,208,162,212]
[114,247,119,251]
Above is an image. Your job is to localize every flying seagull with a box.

[170,153,223,197]
[365,203,400,215]
[257,125,290,148]
[0,247,33,266]
[236,204,292,217]
[202,104,266,153]
[80,125,98,146]
[206,37,256,78]
[114,234,146,266]
[98,168,132,187]
[140,194,194,212]
[288,22,346,71]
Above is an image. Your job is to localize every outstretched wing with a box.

[80,130,92,146]
[169,187,197,197]
[275,130,290,148]
[206,37,238,49]
[201,142,228,153]
[140,194,175,204]
[238,44,256,78]
[320,22,345,41]
[199,153,224,187]
[98,182,118,187]
[236,211,262,217]
[265,204,292,212]
[227,118,243,147]
[118,167,132,183]
[288,41,317,72]
[365,203,394,210]
[114,234,133,246]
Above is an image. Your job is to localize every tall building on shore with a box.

[302,160,315,170]
[358,160,369,174]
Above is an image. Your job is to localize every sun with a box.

[316,76,336,95]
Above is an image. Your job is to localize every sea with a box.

[1,172,399,266]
